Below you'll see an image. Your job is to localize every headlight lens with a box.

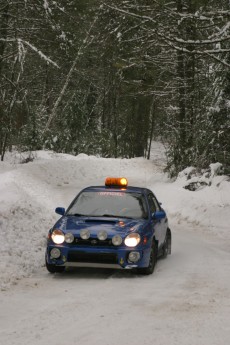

[112,235,123,246]
[65,232,74,243]
[51,229,65,244]
[80,229,90,240]
[124,233,141,247]
[97,230,108,241]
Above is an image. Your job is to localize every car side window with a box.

[148,193,161,213]
[147,194,156,213]
[152,195,161,211]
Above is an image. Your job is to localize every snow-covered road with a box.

[0,222,229,345]
[0,143,230,344]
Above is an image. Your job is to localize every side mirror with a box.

[152,210,166,220]
[55,207,65,216]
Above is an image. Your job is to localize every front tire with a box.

[162,228,172,258]
[137,241,157,275]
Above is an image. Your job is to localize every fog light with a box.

[50,248,61,259]
[128,251,140,263]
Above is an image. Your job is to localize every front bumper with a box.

[63,262,130,269]
[46,244,151,270]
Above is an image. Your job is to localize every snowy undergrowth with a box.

[0,142,229,290]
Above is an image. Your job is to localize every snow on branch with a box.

[167,36,230,46]
[102,4,230,53]
[0,38,60,68]
[103,4,157,24]
[162,40,230,67]
[43,0,52,15]
[22,40,59,68]
[208,22,230,40]
[206,53,230,68]
[43,16,99,132]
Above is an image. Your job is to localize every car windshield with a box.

[67,191,148,219]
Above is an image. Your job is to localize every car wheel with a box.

[137,241,157,275]
[46,261,65,273]
[162,228,171,259]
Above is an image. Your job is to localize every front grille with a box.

[73,238,113,247]
[68,251,118,264]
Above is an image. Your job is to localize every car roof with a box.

[81,185,152,194]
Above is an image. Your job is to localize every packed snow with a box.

[0,142,230,345]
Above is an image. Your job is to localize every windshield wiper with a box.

[101,214,119,218]
[67,213,86,217]
[118,215,134,219]
[67,213,134,219]
[102,214,133,219]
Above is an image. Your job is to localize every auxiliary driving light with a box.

[65,232,74,243]
[97,230,108,241]
[80,229,91,240]
[112,235,123,246]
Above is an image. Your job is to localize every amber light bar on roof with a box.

[105,177,128,187]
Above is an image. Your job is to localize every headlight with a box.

[51,229,65,244]
[80,229,90,240]
[65,232,74,243]
[97,230,108,241]
[112,235,123,246]
[124,233,141,247]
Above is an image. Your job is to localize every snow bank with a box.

[153,176,230,239]
[0,142,229,290]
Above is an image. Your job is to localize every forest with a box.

[0,0,229,176]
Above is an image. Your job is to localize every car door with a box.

[147,193,167,246]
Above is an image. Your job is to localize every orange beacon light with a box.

[105,177,128,187]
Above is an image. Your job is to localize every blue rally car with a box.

[46,177,171,275]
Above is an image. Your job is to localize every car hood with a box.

[53,216,147,236]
